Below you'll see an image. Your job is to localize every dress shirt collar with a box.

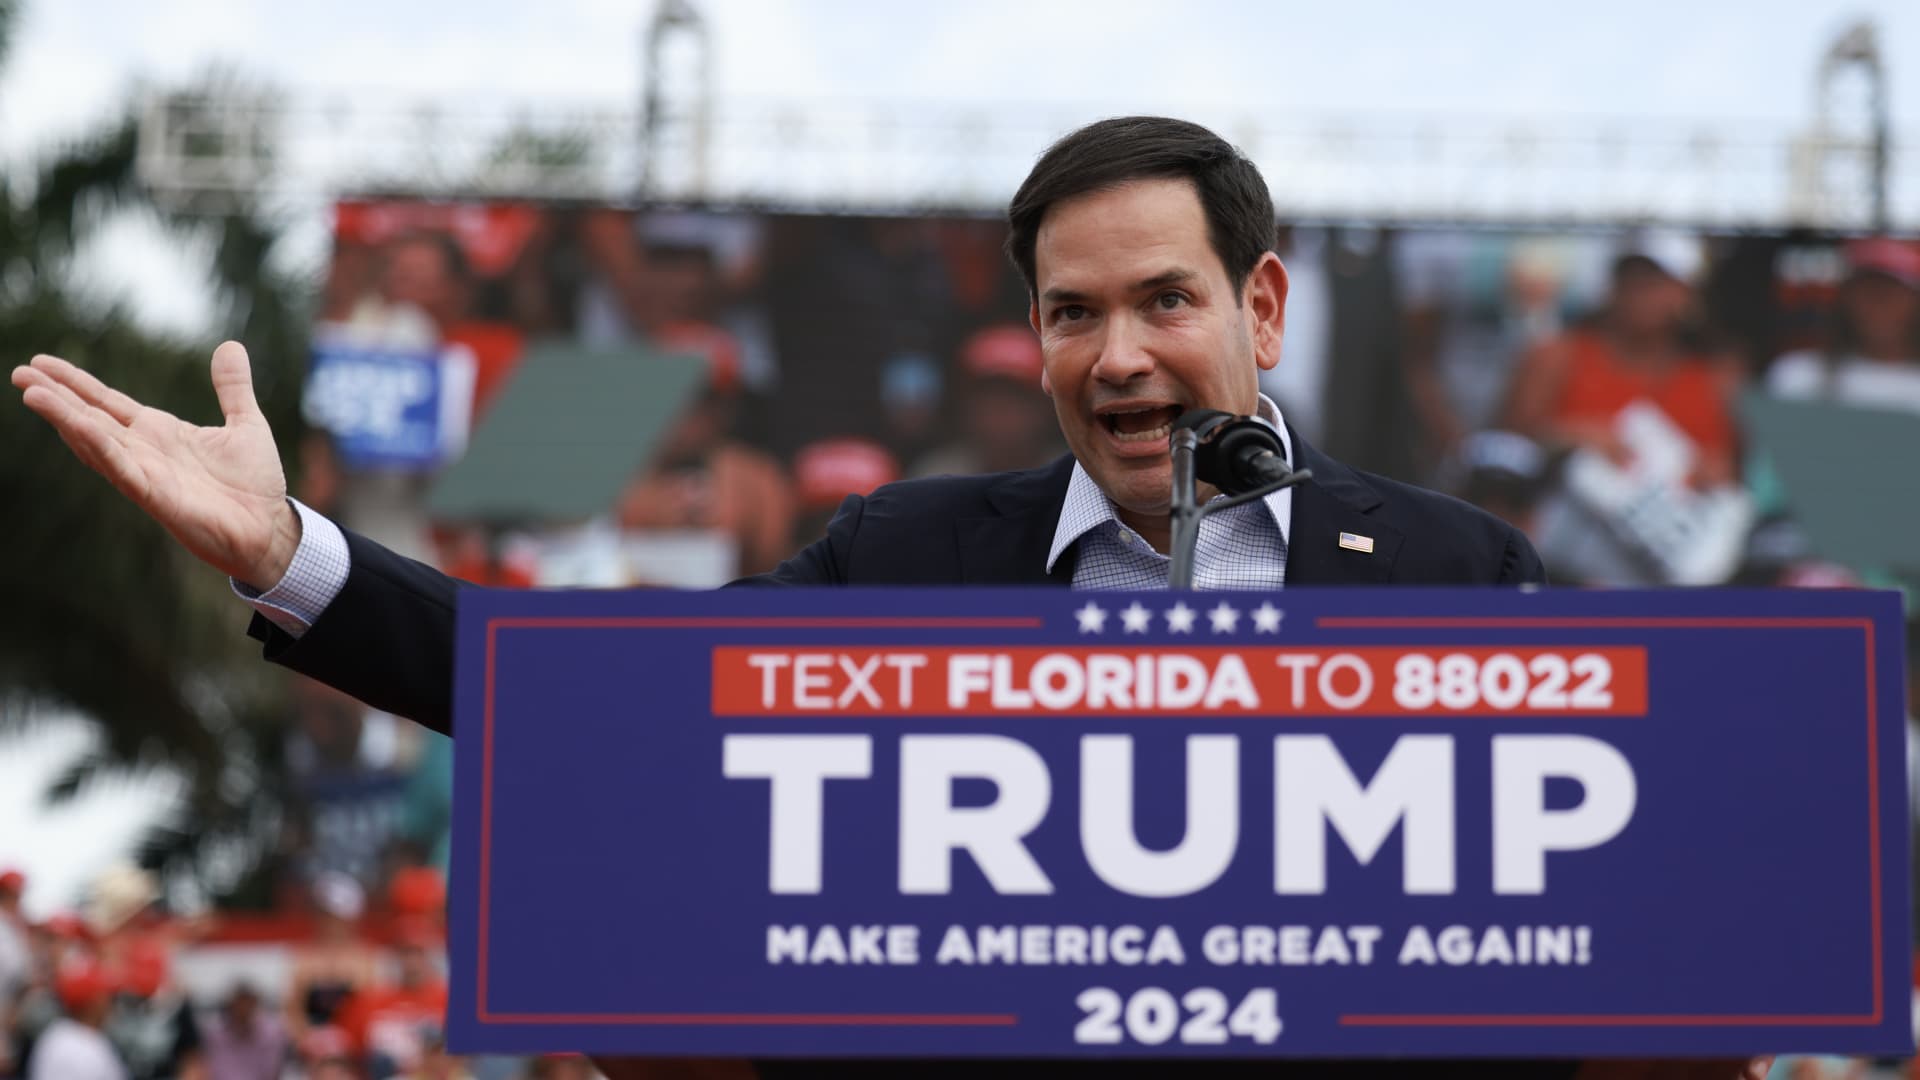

[1045,394,1294,573]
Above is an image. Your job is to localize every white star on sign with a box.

[1165,602,1197,634]
[1074,602,1108,634]
[1120,601,1153,634]
[1208,602,1240,633]
[1252,601,1284,633]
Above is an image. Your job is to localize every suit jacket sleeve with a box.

[247,528,464,736]
[730,493,863,588]
[247,495,867,735]
[1499,525,1549,586]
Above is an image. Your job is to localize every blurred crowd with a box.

[298,204,1061,589]
[0,863,603,1080]
[291,202,1920,606]
[1379,228,1920,596]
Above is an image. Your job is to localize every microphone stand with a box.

[1166,429,1314,591]
[1168,427,1205,591]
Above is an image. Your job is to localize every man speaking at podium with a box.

[14,118,1762,1079]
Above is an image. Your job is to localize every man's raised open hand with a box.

[12,341,302,589]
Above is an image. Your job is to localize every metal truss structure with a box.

[136,14,1908,232]
[134,90,1914,231]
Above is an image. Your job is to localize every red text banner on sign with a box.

[711,647,1648,718]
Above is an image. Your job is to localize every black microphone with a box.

[1172,409,1300,496]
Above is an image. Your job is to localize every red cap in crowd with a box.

[388,866,446,918]
[0,868,23,895]
[117,936,171,998]
[960,324,1044,384]
[793,439,901,510]
[1844,237,1920,289]
[55,956,115,1012]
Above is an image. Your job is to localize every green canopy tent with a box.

[427,341,709,575]
[1742,391,1920,581]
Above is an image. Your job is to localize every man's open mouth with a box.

[1099,404,1182,443]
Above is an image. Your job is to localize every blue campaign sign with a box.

[303,341,458,469]
[446,586,1912,1058]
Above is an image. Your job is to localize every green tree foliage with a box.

[0,3,312,904]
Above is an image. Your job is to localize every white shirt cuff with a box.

[231,499,350,639]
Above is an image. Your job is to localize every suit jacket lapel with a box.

[951,439,1404,588]
[1285,432,1404,586]
[957,455,1079,586]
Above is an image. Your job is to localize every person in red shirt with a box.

[386,867,446,932]
[333,919,446,1078]
[28,957,125,1080]
[331,226,530,423]
[1504,237,1742,489]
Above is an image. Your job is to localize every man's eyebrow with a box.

[1135,268,1198,290]
[1040,269,1199,305]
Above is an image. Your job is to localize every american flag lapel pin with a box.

[1338,532,1375,554]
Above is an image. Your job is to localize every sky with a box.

[0,721,183,920]
[3,0,1919,912]
[6,0,1918,134]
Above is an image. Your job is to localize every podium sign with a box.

[447,587,1911,1058]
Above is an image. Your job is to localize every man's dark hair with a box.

[1004,116,1278,301]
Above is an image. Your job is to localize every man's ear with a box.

[1030,299,1053,396]
[1245,251,1289,372]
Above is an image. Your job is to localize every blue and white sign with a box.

[304,341,471,469]
[447,586,1911,1058]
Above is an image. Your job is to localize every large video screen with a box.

[308,198,1912,593]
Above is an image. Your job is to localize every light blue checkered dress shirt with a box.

[1045,395,1292,591]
